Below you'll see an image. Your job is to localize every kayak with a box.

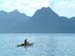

[17,43,33,47]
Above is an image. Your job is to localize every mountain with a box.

[0,10,30,33]
[0,7,75,33]
[28,7,60,33]
[60,17,75,33]
[28,7,75,33]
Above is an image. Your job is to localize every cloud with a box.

[53,1,75,8]
[0,0,49,16]
[1,0,15,12]
[16,0,49,16]
[0,0,75,17]
[2,1,15,12]
[51,1,75,17]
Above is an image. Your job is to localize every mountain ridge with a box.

[0,7,75,33]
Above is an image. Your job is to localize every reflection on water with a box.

[0,34,75,56]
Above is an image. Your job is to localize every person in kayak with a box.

[24,38,29,45]
[17,38,33,47]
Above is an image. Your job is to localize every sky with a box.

[0,0,75,18]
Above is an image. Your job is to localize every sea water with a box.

[0,34,75,56]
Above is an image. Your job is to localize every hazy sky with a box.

[0,0,75,18]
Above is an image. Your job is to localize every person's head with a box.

[25,38,27,40]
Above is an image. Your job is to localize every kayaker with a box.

[24,38,27,45]
[24,38,29,45]
[17,38,33,47]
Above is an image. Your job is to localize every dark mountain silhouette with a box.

[0,10,30,33]
[28,7,60,33]
[0,7,75,33]
[28,7,75,33]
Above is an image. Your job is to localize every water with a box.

[0,34,75,56]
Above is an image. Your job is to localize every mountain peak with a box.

[9,10,21,14]
[40,7,52,11]
[32,7,59,19]
[8,10,29,17]
[0,10,7,14]
[40,7,50,9]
